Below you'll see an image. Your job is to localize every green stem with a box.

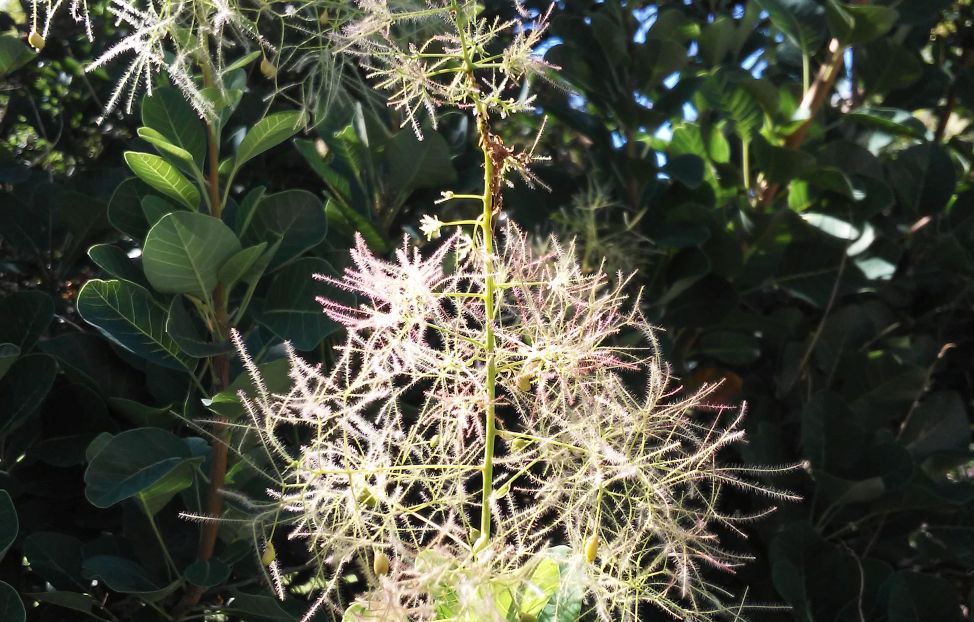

[451,0,498,550]
[802,52,811,95]
[477,119,498,548]
[742,139,751,194]
[142,498,180,578]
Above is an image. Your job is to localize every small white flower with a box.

[419,214,444,240]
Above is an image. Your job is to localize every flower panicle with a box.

[229,215,795,621]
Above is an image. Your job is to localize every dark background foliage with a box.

[1,0,973,620]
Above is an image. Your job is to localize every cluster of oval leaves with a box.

[2,0,974,620]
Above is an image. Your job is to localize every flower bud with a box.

[356,485,378,508]
[261,542,276,566]
[510,437,530,452]
[584,534,599,563]
[260,56,277,79]
[373,551,390,576]
[28,30,44,51]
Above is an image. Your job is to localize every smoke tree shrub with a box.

[216,2,799,621]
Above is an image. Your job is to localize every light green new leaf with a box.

[77,279,193,371]
[235,110,307,170]
[123,152,201,210]
[222,50,262,74]
[137,127,196,168]
[143,212,242,298]
[537,546,586,622]
[497,556,561,620]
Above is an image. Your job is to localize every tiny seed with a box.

[28,30,44,51]
[373,551,390,576]
[260,56,277,79]
[261,542,276,566]
[356,486,378,508]
[516,374,533,392]
[510,437,530,452]
[584,534,599,563]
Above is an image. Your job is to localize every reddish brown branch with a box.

[756,38,846,208]
[172,117,233,622]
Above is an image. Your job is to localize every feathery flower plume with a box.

[226,2,796,620]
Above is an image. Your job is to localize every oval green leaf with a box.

[143,212,242,298]
[77,279,193,371]
[234,110,306,171]
[84,427,201,514]
[141,87,206,166]
[123,151,201,210]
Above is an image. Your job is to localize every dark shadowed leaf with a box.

[77,279,193,371]
[256,257,344,350]
[166,297,232,357]
[0,581,24,622]
[82,555,178,599]
[107,177,154,240]
[185,558,231,588]
[88,243,150,288]
[24,592,101,618]
[141,87,206,167]
[239,190,326,269]
[0,491,16,562]
[0,290,53,351]
[0,354,57,436]
[23,532,86,590]
[84,427,203,514]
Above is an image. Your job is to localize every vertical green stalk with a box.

[476,106,498,547]
[451,0,498,549]
[742,139,751,194]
